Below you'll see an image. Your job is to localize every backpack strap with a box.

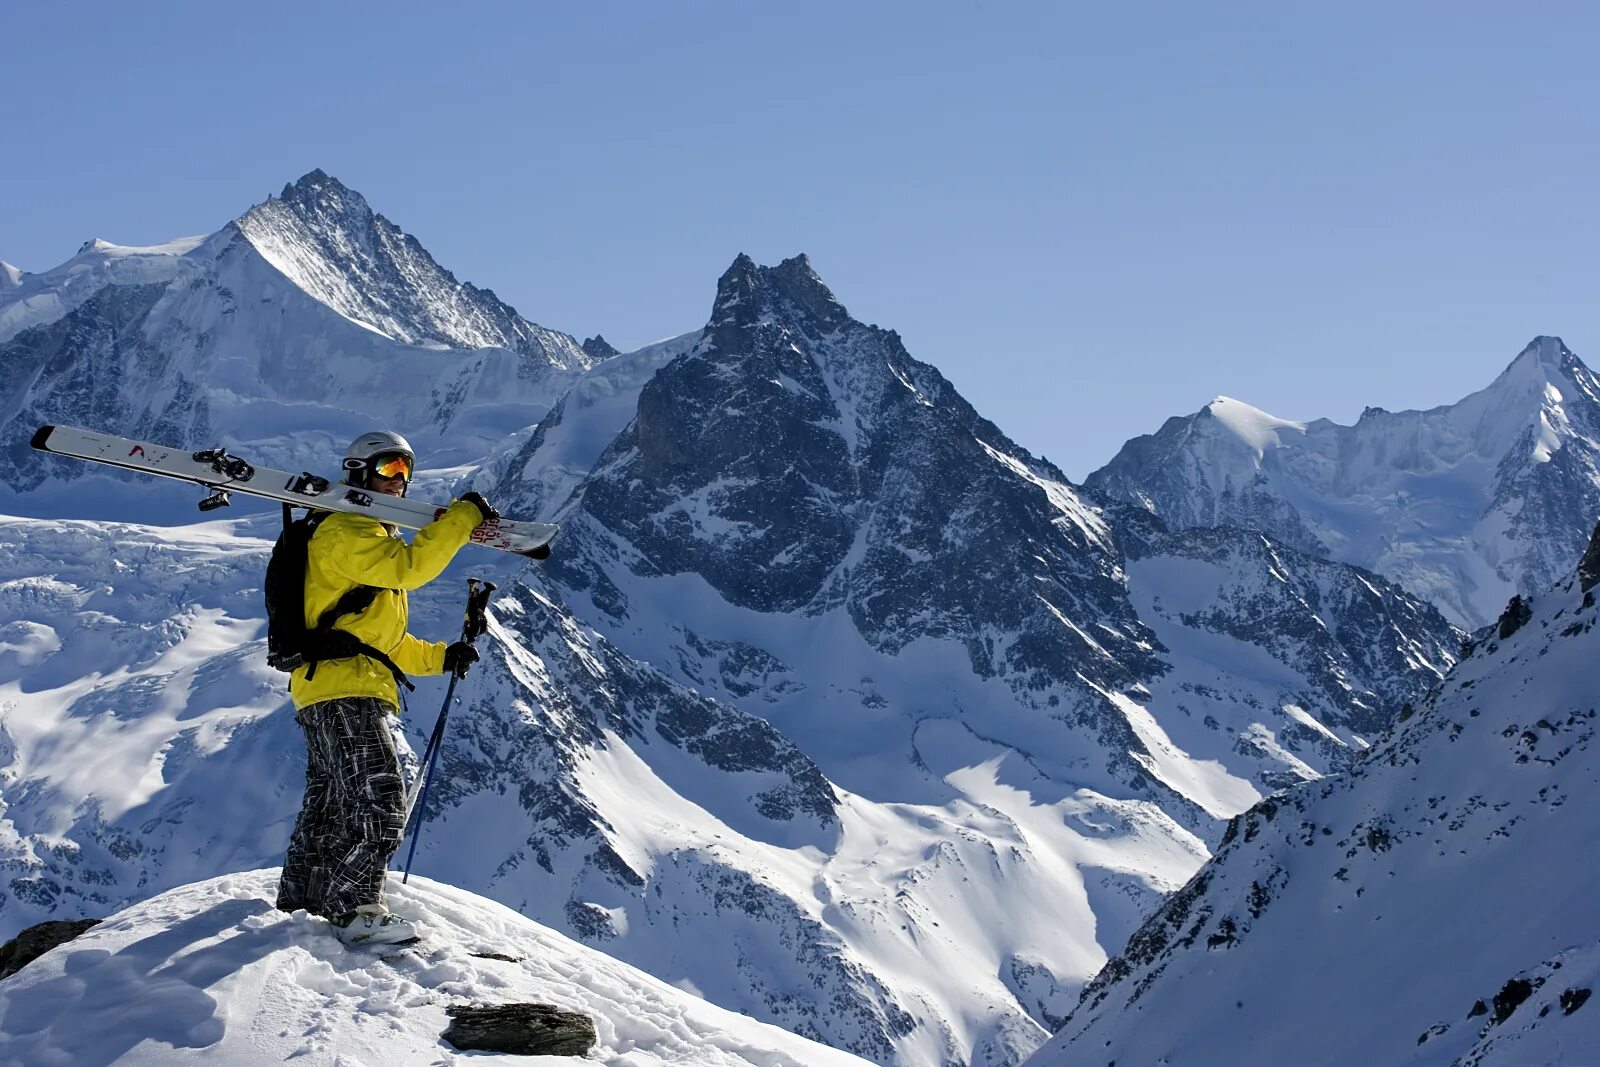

[300,537,416,693]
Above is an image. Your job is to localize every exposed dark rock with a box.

[1468,999,1489,1019]
[581,335,620,361]
[1497,596,1533,640]
[442,1002,598,1056]
[1561,987,1592,1015]
[1579,521,1600,592]
[0,917,101,980]
[1492,977,1535,1023]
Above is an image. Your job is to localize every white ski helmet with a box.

[343,429,416,491]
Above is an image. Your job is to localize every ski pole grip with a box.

[461,578,496,644]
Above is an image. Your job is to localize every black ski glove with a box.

[459,491,500,524]
[443,641,480,678]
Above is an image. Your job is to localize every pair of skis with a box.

[30,425,558,557]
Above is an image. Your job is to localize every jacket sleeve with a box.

[324,499,481,591]
[393,634,448,677]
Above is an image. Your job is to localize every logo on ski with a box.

[130,445,146,458]
[346,490,375,508]
[469,518,502,544]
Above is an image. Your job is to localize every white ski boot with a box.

[331,903,419,946]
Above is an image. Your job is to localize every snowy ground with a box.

[0,869,874,1067]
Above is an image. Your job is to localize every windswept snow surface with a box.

[0,869,874,1067]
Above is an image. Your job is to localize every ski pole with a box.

[400,577,496,884]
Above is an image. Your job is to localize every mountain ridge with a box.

[1086,335,1600,628]
[1025,524,1600,1065]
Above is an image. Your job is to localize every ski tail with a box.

[31,425,57,451]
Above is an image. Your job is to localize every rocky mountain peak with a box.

[233,170,591,369]
[581,334,619,361]
[0,261,21,289]
[269,167,377,230]
[1487,334,1585,394]
[708,252,850,341]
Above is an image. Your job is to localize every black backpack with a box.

[264,505,414,691]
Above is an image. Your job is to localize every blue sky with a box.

[4,2,1597,477]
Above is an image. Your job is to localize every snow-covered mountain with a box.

[396,254,1457,1064]
[0,178,1466,1067]
[0,170,596,518]
[0,869,875,1066]
[1086,337,1600,629]
[1025,526,1600,1067]
[236,169,588,364]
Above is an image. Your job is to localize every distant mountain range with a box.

[1088,337,1600,629]
[2,171,1594,1066]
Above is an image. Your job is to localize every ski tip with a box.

[30,425,55,452]
[524,542,553,561]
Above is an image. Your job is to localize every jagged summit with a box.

[581,333,620,361]
[709,253,850,336]
[278,166,344,201]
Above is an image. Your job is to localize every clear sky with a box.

[4,2,1597,478]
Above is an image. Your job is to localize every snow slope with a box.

[1087,337,1600,628]
[0,869,873,1067]
[1025,528,1600,1067]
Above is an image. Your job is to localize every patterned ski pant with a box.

[276,696,408,919]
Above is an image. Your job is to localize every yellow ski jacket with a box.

[288,500,482,712]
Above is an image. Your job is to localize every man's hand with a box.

[459,491,500,524]
[444,641,480,678]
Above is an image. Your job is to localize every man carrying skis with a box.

[275,429,498,945]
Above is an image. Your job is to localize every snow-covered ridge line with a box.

[0,235,209,343]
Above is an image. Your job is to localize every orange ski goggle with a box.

[371,453,413,481]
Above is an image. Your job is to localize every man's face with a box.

[370,471,407,497]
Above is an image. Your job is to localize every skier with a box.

[275,429,498,945]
